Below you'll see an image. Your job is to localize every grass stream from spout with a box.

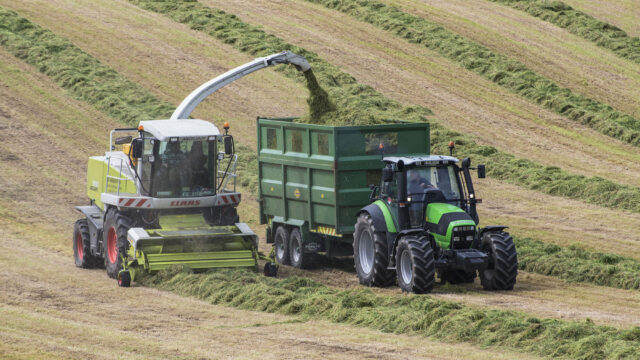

[2,6,640,358]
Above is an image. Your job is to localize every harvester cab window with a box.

[152,139,216,198]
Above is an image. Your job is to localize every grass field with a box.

[1,0,640,358]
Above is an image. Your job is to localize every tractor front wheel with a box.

[480,231,518,290]
[353,213,395,287]
[104,209,132,279]
[73,219,99,268]
[396,236,435,294]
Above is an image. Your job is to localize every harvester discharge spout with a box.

[170,51,310,120]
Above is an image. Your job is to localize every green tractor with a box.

[354,155,517,293]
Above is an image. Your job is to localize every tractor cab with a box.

[355,154,518,294]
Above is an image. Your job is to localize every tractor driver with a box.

[408,169,435,195]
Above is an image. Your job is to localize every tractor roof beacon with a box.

[355,154,518,293]
[73,51,311,286]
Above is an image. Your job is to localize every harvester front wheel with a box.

[396,236,435,294]
[117,270,131,287]
[353,213,395,287]
[289,228,313,269]
[274,226,290,265]
[73,219,99,268]
[480,231,518,291]
[104,209,132,279]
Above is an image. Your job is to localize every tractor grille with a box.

[451,226,475,249]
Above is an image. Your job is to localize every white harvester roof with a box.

[139,119,220,141]
[383,155,459,166]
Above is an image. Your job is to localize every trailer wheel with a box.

[396,236,435,294]
[104,209,132,279]
[274,226,290,265]
[289,228,313,269]
[353,213,395,287]
[73,219,99,268]
[480,231,518,291]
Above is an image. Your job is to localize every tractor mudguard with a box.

[479,226,508,237]
[359,200,397,233]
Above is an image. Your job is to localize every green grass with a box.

[516,236,640,290]
[487,0,640,65]
[140,267,640,359]
[125,0,640,215]
[303,0,640,146]
[4,4,640,293]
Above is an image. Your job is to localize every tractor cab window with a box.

[406,165,462,227]
[151,139,216,198]
[406,165,461,202]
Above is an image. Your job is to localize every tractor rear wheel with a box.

[440,269,476,284]
[73,219,99,268]
[274,226,290,265]
[480,231,518,290]
[353,213,395,287]
[396,236,435,294]
[104,209,132,279]
[289,228,313,269]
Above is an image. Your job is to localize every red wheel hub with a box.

[107,227,117,264]
[76,232,84,260]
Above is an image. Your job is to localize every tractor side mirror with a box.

[368,184,379,202]
[382,167,393,182]
[130,138,143,158]
[477,164,486,179]
[115,135,133,145]
[223,135,234,155]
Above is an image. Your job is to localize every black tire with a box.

[117,270,131,287]
[289,228,313,269]
[353,213,395,287]
[274,226,290,265]
[396,236,435,294]
[440,269,476,284]
[103,209,132,279]
[263,262,278,277]
[73,219,100,268]
[205,205,239,226]
[480,231,518,291]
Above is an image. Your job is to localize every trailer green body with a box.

[257,117,429,256]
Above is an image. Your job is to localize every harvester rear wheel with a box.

[353,213,395,287]
[396,236,435,294]
[480,231,518,291]
[274,226,290,265]
[289,228,313,269]
[104,209,132,279]
[73,219,99,268]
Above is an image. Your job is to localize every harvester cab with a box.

[355,155,518,293]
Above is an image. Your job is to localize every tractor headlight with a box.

[407,196,412,202]
[453,236,460,242]
[466,235,474,241]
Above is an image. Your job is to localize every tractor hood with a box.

[425,203,476,249]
